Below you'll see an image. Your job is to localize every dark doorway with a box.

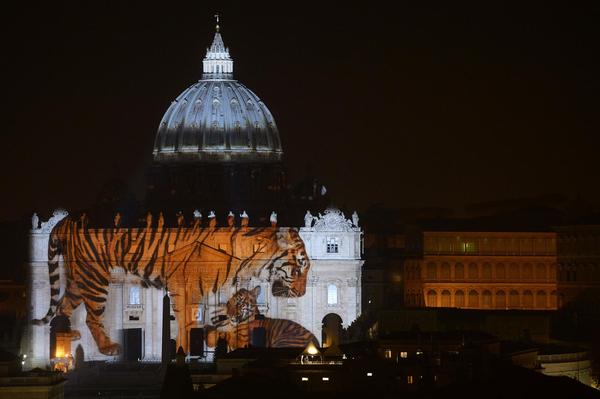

[322,313,343,348]
[169,339,177,360]
[251,327,266,348]
[189,328,204,356]
[49,315,71,359]
[123,328,142,361]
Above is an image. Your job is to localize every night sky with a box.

[2,2,599,222]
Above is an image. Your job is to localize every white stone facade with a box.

[25,209,363,368]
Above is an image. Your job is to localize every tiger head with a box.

[270,228,311,298]
[226,287,260,324]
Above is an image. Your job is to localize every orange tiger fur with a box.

[208,287,318,350]
[33,216,311,355]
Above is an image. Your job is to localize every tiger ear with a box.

[251,286,261,298]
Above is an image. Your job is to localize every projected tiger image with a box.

[207,287,318,350]
[32,214,311,355]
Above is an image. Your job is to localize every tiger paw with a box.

[70,330,81,340]
[99,342,121,356]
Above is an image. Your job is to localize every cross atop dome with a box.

[203,15,233,79]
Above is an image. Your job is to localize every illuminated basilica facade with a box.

[25,23,363,367]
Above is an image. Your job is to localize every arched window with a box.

[496,290,506,308]
[427,290,437,307]
[129,286,141,305]
[496,263,506,279]
[326,237,339,253]
[427,262,437,280]
[550,291,557,308]
[441,290,451,307]
[522,290,533,308]
[535,263,547,281]
[468,263,478,279]
[454,263,464,279]
[455,290,465,308]
[509,290,520,308]
[482,290,492,308]
[468,290,479,308]
[441,263,451,279]
[509,263,520,280]
[482,263,492,279]
[536,290,547,308]
[522,263,533,280]
[327,284,338,305]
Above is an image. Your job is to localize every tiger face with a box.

[271,229,311,298]
[225,286,260,324]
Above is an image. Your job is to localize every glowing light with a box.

[301,377,308,381]
[306,342,319,355]
[367,372,373,377]
[322,377,329,381]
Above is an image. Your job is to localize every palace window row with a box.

[412,288,557,309]
[406,261,556,282]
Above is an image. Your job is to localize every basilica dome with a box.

[153,27,283,163]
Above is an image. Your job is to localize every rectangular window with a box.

[129,286,141,305]
[384,349,392,359]
[400,351,408,358]
[218,289,227,305]
[407,375,413,384]
[327,284,338,305]
[257,285,266,304]
[326,237,339,253]
[195,305,204,322]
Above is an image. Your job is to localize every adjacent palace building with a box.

[403,231,558,310]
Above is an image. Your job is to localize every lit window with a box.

[407,375,413,384]
[129,287,140,305]
[462,242,476,253]
[322,377,329,381]
[256,285,266,304]
[326,237,339,253]
[400,351,408,358]
[367,372,373,377]
[218,289,227,304]
[301,377,308,382]
[195,305,204,322]
[327,284,338,305]
[384,349,392,359]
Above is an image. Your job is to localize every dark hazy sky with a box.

[2,2,599,221]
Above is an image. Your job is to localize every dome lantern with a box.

[202,14,233,80]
